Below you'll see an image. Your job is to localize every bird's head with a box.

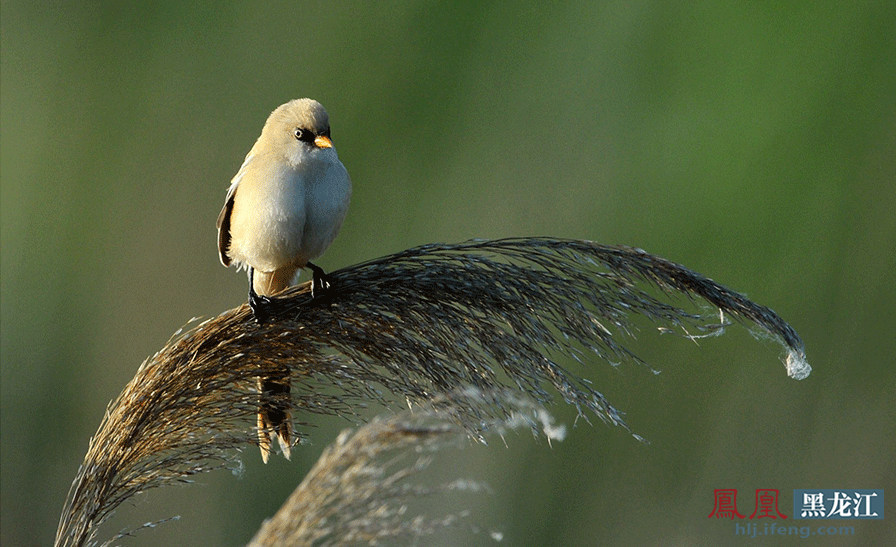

[261,98,338,167]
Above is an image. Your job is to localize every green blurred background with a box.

[2,2,894,545]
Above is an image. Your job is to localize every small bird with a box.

[217,98,352,462]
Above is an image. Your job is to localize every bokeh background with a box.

[2,2,894,545]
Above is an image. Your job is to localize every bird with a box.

[216,98,352,462]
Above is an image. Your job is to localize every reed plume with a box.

[55,237,810,546]
[248,389,557,546]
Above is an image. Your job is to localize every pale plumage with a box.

[217,98,352,462]
[218,98,351,296]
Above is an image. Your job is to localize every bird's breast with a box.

[227,156,350,273]
[301,159,352,261]
[227,165,308,272]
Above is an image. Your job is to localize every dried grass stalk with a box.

[55,237,810,546]
[249,389,554,546]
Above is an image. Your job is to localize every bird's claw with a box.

[249,289,274,324]
[308,262,333,300]
[312,273,331,299]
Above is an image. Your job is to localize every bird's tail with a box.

[256,375,292,463]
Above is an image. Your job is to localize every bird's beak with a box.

[314,135,333,149]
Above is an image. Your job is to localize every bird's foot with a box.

[249,288,274,324]
[307,262,333,300]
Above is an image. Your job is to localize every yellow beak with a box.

[314,135,333,149]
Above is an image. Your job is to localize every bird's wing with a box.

[216,187,235,266]
[216,153,253,267]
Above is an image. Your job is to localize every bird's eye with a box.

[294,128,317,143]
